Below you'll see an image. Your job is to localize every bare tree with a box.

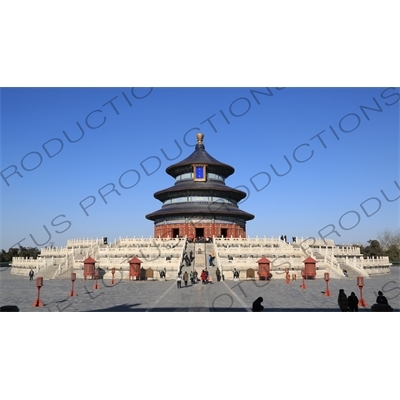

[377,228,400,251]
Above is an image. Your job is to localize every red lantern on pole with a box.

[93,268,100,289]
[323,272,332,296]
[69,272,77,296]
[111,267,115,285]
[357,276,368,307]
[300,269,307,289]
[32,277,44,307]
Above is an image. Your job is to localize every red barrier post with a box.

[32,277,44,307]
[69,272,77,296]
[323,272,332,296]
[300,269,307,289]
[285,268,290,284]
[357,276,368,307]
[111,267,115,285]
[93,268,101,289]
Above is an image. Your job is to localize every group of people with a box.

[338,289,360,311]
[176,269,202,288]
[187,236,212,244]
[176,267,224,288]
[338,289,392,312]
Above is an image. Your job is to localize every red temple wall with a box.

[154,222,246,239]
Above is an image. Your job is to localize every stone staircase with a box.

[39,265,62,280]
[339,264,363,279]
[179,242,218,283]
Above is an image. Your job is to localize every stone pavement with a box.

[1,265,399,312]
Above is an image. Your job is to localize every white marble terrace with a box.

[10,235,391,280]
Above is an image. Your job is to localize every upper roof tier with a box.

[166,133,235,178]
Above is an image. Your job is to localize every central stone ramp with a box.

[180,242,217,282]
[188,282,210,312]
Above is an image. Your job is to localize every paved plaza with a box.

[1,265,399,312]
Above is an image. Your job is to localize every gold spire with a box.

[197,132,204,144]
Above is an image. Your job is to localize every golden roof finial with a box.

[197,132,204,144]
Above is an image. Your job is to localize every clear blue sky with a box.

[2,2,400,393]
[1,87,399,250]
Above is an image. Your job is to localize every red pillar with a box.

[185,222,189,236]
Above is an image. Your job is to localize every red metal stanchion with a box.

[32,277,44,307]
[111,267,115,285]
[69,272,77,296]
[93,268,101,289]
[357,276,368,307]
[300,269,307,289]
[285,268,290,284]
[323,272,332,296]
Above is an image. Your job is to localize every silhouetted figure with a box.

[376,291,388,304]
[348,292,359,312]
[252,297,264,312]
[371,291,393,311]
[29,269,34,281]
[338,289,349,312]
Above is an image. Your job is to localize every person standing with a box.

[176,273,182,289]
[216,268,221,282]
[183,270,189,287]
[189,270,194,284]
[29,269,34,281]
[338,289,349,311]
[348,292,359,312]
[201,269,206,284]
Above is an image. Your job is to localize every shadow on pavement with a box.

[89,303,142,312]
[83,306,399,312]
